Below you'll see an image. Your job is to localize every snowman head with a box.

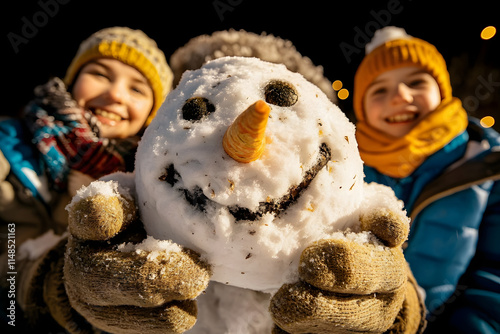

[135,57,364,292]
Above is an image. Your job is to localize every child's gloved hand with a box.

[62,185,212,334]
[270,209,426,334]
[27,77,99,137]
[33,77,79,113]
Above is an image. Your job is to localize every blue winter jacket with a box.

[364,118,500,333]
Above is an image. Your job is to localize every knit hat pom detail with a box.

[365,26,411,54]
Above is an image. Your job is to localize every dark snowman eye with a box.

[264,80,298,107]
[182,97,216,121]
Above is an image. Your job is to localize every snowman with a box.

[64,57,424,334]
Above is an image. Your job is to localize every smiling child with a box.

[70,58,155,139]
[353,26,500,333]
[26,27,172,193]
[363,66,442,138]
[0,26,172,249]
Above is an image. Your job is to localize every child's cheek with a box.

[130,98,154,123]
[365,99,383,125]
[426,88,442,113]
[72,76,95,107]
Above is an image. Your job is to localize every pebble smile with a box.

[159,143,332,222]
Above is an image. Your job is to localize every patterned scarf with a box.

[355,98,468,178]
[23,78,139,190]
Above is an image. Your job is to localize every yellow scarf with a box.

[356,98,468,178]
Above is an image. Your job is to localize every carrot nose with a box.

[223,100,271,163]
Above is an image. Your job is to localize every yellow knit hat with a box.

[64,27,173,125]
[353,27,452,122]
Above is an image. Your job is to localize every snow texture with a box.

[169,29,336,102]
[18,230,66,261]
[66,174,134,211]
[117,235,183,259]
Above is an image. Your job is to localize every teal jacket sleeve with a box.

[425,180,500,333]
[448,180,500,333]
[0,119,49,202]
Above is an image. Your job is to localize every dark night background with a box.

[3,0,499,129]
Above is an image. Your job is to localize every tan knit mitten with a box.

[270,209,426,334]
[64,194,212,334]
[385,264,427,334]
[17,236,95,333]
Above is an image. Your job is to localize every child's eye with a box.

[90,70,110,80]
[131,86,145,95]
[371,87,387,96]
[408,79,426,87]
